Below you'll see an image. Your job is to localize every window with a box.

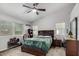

[55,23,65,36]
[55,23,66,41]
[0,20,24,36]
[0,21,13,36]
[14,23,23,35]
[33,26,38,37]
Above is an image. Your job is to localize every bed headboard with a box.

[38,30,54,39]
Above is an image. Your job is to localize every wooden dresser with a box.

[66,40,77,56]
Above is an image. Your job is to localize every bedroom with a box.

[0,3,79,56]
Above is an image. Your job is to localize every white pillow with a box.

[38,36,51,38]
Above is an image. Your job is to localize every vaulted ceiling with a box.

[0,3,75,23]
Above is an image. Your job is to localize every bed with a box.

[21,30,54,56]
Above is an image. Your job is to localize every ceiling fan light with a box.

[32,9,37,13]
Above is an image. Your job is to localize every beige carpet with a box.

[0,46,65,56]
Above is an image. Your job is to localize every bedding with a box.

[22,36,52,53]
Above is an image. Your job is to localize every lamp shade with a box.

[68,31,73,35]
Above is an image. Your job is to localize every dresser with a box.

[66,40,77,56]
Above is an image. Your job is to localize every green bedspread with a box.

[22,36,52,53]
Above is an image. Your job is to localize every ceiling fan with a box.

[23,3,46,15]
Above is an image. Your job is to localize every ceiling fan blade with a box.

[24,10,32,13]
[36,12,39,15]
[33,3,39,6]
[37,9,46,11]
[27,10,32,13]
[23,4,33,9]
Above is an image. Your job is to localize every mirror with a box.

[70,17,78,40]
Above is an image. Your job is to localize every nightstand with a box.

[53,40,62,47]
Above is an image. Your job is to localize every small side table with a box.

[53,40,62,47]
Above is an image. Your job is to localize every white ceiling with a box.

[0,3,75,23]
